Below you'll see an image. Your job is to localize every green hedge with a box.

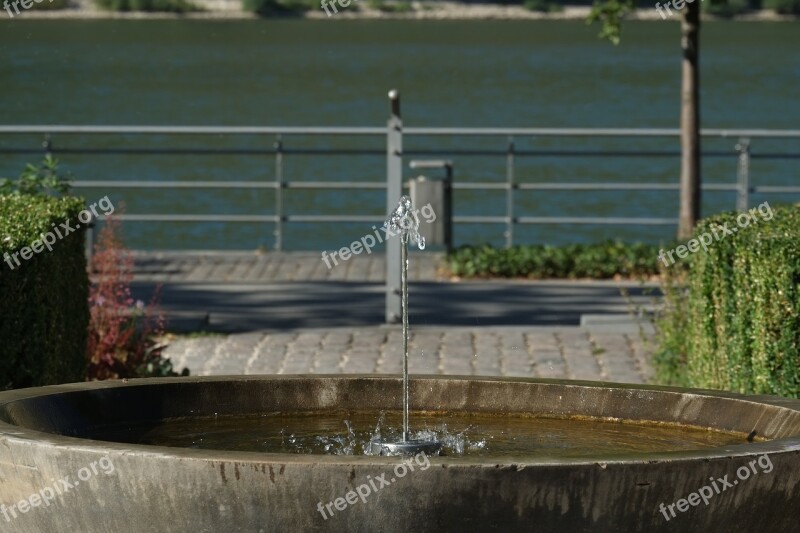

[655,204,800,397]
[0,195,89,389]
[242,0,313,15]
[763,0,800,13]
[447,241,662,279]
[93,0,199,12]
[30,0,71,10]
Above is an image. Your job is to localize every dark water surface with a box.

[1,20,798,249]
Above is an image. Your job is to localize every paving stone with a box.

[162,325,654,384]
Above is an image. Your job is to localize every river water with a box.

[1,19,798,250]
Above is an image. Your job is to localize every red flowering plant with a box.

[86,210,187,380]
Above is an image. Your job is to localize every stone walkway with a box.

[140,251,660,385]
[163,325,655,385]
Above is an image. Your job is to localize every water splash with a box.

[384,195,425,250]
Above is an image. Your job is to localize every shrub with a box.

[87,213,188,380]
[0,194,89,389]
[447,241,663,279]
[0,155,71,197]
[523,0,563,12]
[242,0,312,15]
[366,0,413,12]
[654,204,800,397]
[29,0,71,10]
[702,0,751,16]
[763,0,800,13]
[92,0,200,13]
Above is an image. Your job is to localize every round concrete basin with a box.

[1,375,800,532]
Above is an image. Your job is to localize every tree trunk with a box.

[678,1,701,240]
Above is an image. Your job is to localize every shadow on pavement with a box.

[132,281,661,333]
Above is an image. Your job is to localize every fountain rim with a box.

[2,374,800,466]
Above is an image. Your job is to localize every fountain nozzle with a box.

[370,439,442,457]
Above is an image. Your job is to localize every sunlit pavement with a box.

[137,251,659,385]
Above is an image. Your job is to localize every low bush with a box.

[702,0,752,16]
[763,0,800,13]
[93,0,200,13]
[87,214,188,380]
[29,0,72,10]
[242,0,313,15]
[447,241,663,279]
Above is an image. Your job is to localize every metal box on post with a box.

[408,163,452,252]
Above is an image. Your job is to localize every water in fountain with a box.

[87,410,754,457]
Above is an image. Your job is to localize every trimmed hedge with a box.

[93,0,199,12]
[0,195,89,389]
[447,241,662,279]
[655,204,800,397]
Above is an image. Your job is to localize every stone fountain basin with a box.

[1,375,800,533]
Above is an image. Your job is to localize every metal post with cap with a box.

[385,90,403,324]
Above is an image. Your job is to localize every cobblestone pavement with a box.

[163,325,655,385]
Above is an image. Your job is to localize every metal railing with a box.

[2,94,800,322]
[1,124,799,253]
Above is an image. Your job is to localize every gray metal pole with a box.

[386,90,403,324]
[274,134,284,251]
[736,137,750,212]
[506,135,515,248]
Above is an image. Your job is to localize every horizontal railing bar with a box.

[3,148,276,156]
[516,183,678,191]
[97,214,382,223]
[72,181,386,190]
[751,153,800,159]
[752,186,800,193]
[285,182,385,189]
[453,183,739,191]
[0,147,757,160]
[286,215,382,223]
[516,217,677,225]
[0,148,385,157]
[0,126,387,135]
[453,216,509,223]
[99,214,680,226]
[405,128,800,138]
[454,216,676,225]
[98,214,279,223]
[70,181,744,192]
[2,125,800,138]
[73,180,279,189]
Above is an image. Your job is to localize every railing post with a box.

[42,134,52,157]
[736,137,750,212]
[274,134,283,251]
[386,90,403,324]
[505,135,515,248]
[84,209,96,270]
